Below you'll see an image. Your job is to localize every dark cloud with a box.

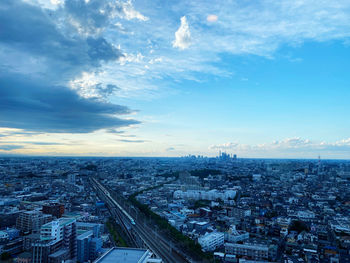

[96,84,120,98]
[0,0,139,133]
[1,141,64,146]
[0,145,24,151]
[0,74,139,133]
[64,0,121,35]
[29,142,62,145]
[5,131,43,136]
[0,0,122,73]
[106,129,125,134]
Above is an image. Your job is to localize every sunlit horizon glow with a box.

[1,0,350,159]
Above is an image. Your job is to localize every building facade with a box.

[198,232,224,252]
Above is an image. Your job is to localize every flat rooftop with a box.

[94,247,151,263]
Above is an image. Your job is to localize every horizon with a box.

[1,0,350,158]
[1,153,350,162]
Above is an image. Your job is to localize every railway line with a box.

[90,177,190,263]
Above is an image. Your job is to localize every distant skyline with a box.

[1,0,350,158]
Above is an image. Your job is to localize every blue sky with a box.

[1,0,350,158]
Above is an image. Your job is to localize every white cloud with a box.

[210,142,239,150]
[120,0,149,21]
[173,16,191,50]
[210,137,350,155]
[69,72,119,100]
[102,0,350,98]
[270,137,312,148]
[27,0,350,99]
[119,52,145,65]
[207,14,218,22]
[50,0,63,5]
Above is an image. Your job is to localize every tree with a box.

[0,252,11,261]
[289,220,309,233]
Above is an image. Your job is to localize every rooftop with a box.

[77,230,93,240]
[94,247,151,263]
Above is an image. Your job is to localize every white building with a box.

[297,210,315,220]
[198,232,224,252]
[225,225,249,243]
[173,189,236,201]
[33,218,77,262]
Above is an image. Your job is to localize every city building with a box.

[16,211,52,233]
[173,189,236,201]
[198,232,224,252]
[32,218,77,263]
[42,203,65,219]
[225,225,249,243]
[77,229,102,262]
[227,207,251,219]
[225,243,269,261]
[67,173,76,185]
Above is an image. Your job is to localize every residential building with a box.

[16,211,52,233]
[198,232,224,252]
[225,243,269,261]
[32,218,77,263]
[42,203,65,219]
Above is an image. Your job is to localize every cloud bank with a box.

[0,0,140,133]
[210,137,350,157]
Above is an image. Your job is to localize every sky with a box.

[1,0,350,158]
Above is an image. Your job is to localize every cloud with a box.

[63,0,116,36]
[86,0,350,101]
[70,72,121,99]
[51,0,63,5]
[166,147,175,151]
[106,129,125,134]
[210,142,239,150]
[0,140,64,146]
[26,142,63,145]
[186,1,350,57]
[120,0,148,21]
[0,0,139,133]
[0,73,139,133]
[62,0,148,36]
[173,16,191,50]
[0,145,25,151]
[0,130,43,137]
[0,1,122,74]
[270,137,312,148]
[206,15,218,22]
[118,139,147,143]
[19,0,350,94]
[111,0,350,89]
[210,137,350,155]
[119,52,145,65]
